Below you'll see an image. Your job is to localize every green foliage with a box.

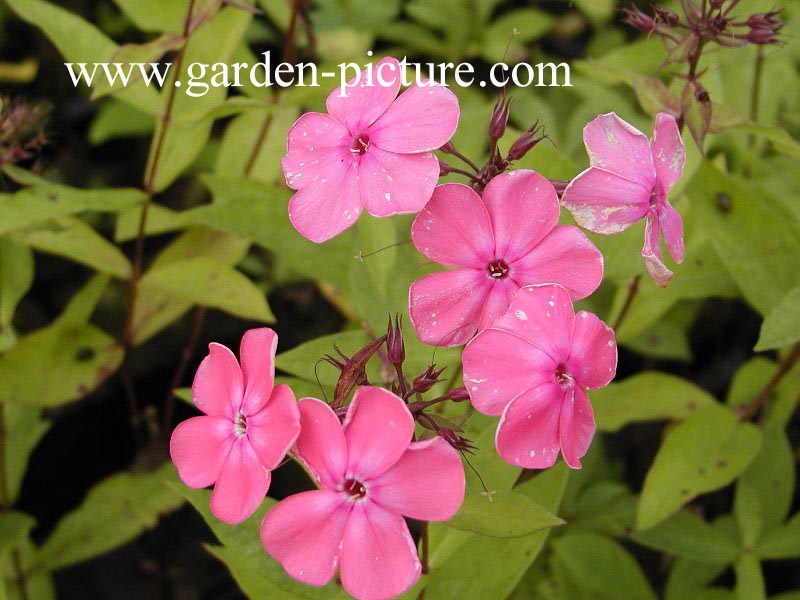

[445,490,564,538]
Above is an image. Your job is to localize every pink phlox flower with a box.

[561,112,686,286]
[260,387,465,600]
[282,56,460,243]
[408,170,604,347]
[462,284,617,469]
[170,328,300,524]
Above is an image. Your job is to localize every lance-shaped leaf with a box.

[446,490,564,538]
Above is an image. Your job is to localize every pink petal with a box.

[566,311,617,390]
[560,167,651,235]
[650,112,685,193]
[482,170,560,262]
[369,437,465,521]
[410,183,494,268]
[326,57,401,134]
[294,398,348,489]
[343,387,414,481]
[288,158,362,243]
[477,277,520,331]
[491,284,575,364]
[247,384,300,470]
[358,147,439,217]
[558,386,595,469]
[642,213,673,287]
[462,328,558,416]
[192,342,243,418]
[658,200,684,263]
[340,502,422,600]
[210,437,269,524]
[582,112,656,186]
[369,83,459,153]
[408,269,491,347]
[239,328,277,416]
[261,489,349,587]
[169,415,233,488]
[281,112,350,190]
[512,225,604,301]
[495,382,564,469]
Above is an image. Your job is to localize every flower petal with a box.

[261,489,349,587]
[169,415,233,488]
[281,112,350,190]
[463,328,558,416]
[326,57,401,134]
[359,147,438,217]
[369,83,459,153]
[370,437,465,521]
[561,167,651,235]
[409,269,491,347]
[477,277,520,331]
[294,398,348,489]
[411,183,494,267]
[210,437,269,524]
[482,170,560,262]
[642,213,673,287]
[491,284,575,364]
[340,502,422,600]
[582,112,656,185]
[651,112,685,193]
[495,382,564,469]
[558,386,595,469]
[566,311,617,390]
[192,342,243,418]
[658,200,684,263]
[512,225,604,301]
[239,328,277,415]
[247,384,301,470]
[343,387,414,481]
[288,159,362,243]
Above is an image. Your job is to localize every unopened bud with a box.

[654,6,680,26]
[507,123,546,162]
[442,386,470,402]
[489,96,511,141]
[624,7,656,33]
[386,315,405,366]
[410,365,445,395]
[438,429,477,453]
[746,25,780,44]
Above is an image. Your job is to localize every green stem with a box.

[738,341,800,422]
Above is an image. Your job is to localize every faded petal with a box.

[512,225,604,301]
[651,112,685,193]
[370,437,465,521]
[261,489,349,587]
[495,382,564,469]
[482,170,560,262]
[326,57,401,134]
[282,112,350,191]
[463,328,557,416]
[343,387,414,481]
[359,147,439,217]
[369,83,459,153]
[192,342,243,418]
[239,328,277,415]
[582,112,656,186]
[169,415,233,488]
[566,311,617,390]
[409,269,491,347]
[294,398,348,489]
[210,437,269,524]
[411,183,494,268]
[558,386,595,469]
[642,213,673,287]
[247,384,300,470]
[658,200,684,264]
[340,502,422,600]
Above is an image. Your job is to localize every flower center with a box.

[349,134,370,155]
[343,478,367,499]
[234,412,247,436]
[487,259,509,279]
[555,364,573,387]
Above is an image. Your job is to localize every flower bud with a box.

[488,96,511,141]
[386,315,405,366]
[438,428,476,453]
[654,6,680,26]
[709,0,725,9]
[410,365,445,395]
[442,386,470,402]
[507,123,546,162]
[624,7,656,33]
[746,24,781,45]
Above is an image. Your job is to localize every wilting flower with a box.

[261,387,465,600]
[462,284,617,469]
[409,170,604,347]
[170,328,300,524]
[561,112,685,286]
[282,56,459,243]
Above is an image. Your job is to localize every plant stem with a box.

[445,146,480,173]
[421,521,430,574]
[612,275,640,332]
[162,305,207,433]
[738,341,800,421]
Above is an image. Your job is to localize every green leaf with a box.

[89,100,154,146]
[666,557,729,600]
[755,286,800,350]
[637,403,762,530]
[631,74,680,117]
[114,203,183,242]
[0,512,35,554]
[3,404,51,505]
[111,0,189,32]
[733,554,765,600]
[0,236,34,350]
[681,82,711,150]
[756,512,800,559]
[356,215,398,295]
[32,463,183,572]
[632,509,739,563]
[482,8,555,62]
[732,123,800,160]
[726,357,776,407]
[445,490,564,538]
[2,538,56,600]
[593,372,715,433]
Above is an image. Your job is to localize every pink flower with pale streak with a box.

[561,112,686,287]
[260,387,465,600]
[282,56,459,243]
[170,328,300,524]
[462,284,617,469]
[408,170,604,347]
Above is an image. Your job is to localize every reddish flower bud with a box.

[442,386,470,402]
[746,25,781,45]
[624,7,657,33]
[507,122,546,162]
[438,160,453,177]
[410,365,445,395]
[438,428,477,453]
[654,6,680,26]
[488,95,511,141]
[746,11,780,29]
[709,0,725,9]
[386,315,405,366]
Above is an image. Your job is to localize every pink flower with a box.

[462,284,617,469]
[561,112,686,286]
[408,170,604,347]
[170,328,300,524]
[260,387,465,600]
[282,57,459,243]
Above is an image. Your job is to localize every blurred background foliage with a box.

[0,0,799,598]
